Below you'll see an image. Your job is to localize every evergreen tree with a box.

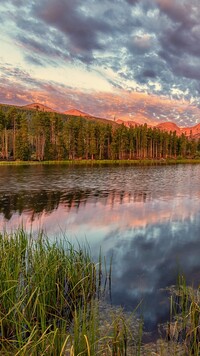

[15,114,30,160]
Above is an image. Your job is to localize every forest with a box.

[0,106,200,161]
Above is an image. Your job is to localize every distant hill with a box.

[117,118,200,139]
[111,91,200,127]
[0,102,200,138]
[63,109,91,117]
[155,121,200,138]
[21,103,56,112]
[0,102,119,127]
[156,122,182,135]
[116,119,140,127]
[116,119,155,128]
[180,123,200,138]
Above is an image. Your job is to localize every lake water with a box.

[0,164,200,334]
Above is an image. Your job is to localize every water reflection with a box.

[0,164,200,332]
[0,189,152,221]
[107,215,200,331]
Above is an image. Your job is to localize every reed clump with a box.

[166,275,200,355]
[0,231,139,355]
[143,276,200,356]
[0,231,98,354]
[1,231,198,355]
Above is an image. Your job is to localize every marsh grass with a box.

[166,275,200,355]
[1,231,199,355]
[0,231,99,354]
[0,231,140,355]
[141,277,200,356]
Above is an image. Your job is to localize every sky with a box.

[0,0,200,126]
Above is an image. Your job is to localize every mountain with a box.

[63,109,91,117]
[116,119,140,127]
[155,122,200,138]
[180,123,200,138]
[117,118,159,128]
[21,103,56,112]
[1,101,200,138]
[108,92,200,128]
[156,122,182,135]
[117,118,200,139]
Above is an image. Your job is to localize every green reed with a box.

[0,231,139,355]
[166,275,200,356]
[2,231,197,355]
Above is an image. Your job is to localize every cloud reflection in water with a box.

[0,164,200,331]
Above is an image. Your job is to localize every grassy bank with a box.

[0,231,199,355]
[0,158,200,166]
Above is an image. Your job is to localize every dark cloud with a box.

[142,70,157,78]
[126,0,139,5]
[1,0,200,108]
[160,23,200,58]
[155,0,195,25]
[32,0,111,53]
[17,34,70,63]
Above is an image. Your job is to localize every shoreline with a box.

[0,158,200,166]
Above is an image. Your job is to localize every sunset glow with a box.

[1,0,200,125]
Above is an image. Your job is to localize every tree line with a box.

[0,107,199,161]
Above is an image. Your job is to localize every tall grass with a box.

[1,231,198,355]
[166,275,200,355]
[0,231,138,355]
[141,277,199,355]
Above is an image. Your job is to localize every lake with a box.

[0,163,200,335]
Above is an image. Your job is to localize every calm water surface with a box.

[0,164,200,333]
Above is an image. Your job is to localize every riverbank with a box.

[0,231,199,355]
[0,158,200,166]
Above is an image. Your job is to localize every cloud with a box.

[1,61,200,126]
[32,0,111,56]
[24,55,44,66]
[1,0,200,116]
[155,0,195,25]
[126,0,140,5]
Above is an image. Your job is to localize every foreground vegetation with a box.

[0,231,139,355]
[0,106,200,161]
[0,231,199,355]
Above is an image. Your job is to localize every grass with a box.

[0,231,199,355]
[142,276,200,355]
[167,275,200,355]
[0,158,200,166]
[0,231,139,355]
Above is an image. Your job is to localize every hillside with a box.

[111,91,200,127]
[156,122,182,135]
[0,102,200,137]
[21,103,56,112]
[116,119,141,127]
[156,122,200,138]
[63,109,91,117]
[0,102,119,128]
[0,101,199,161]
[117,118,200,138]
[180,123,200,138]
